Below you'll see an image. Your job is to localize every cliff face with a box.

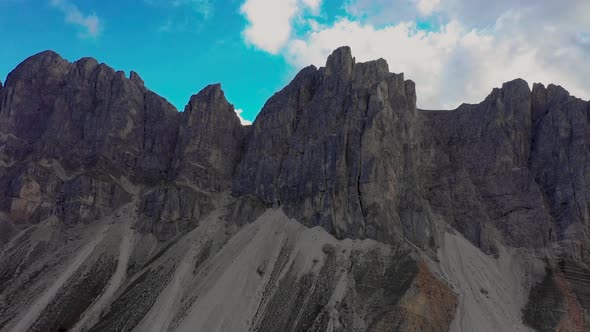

[0,51,246,241]
[0,47,589,331]
[234,47,422,245]
[424,80,590,259]
[234,47,590,262]
[175,83,248,191]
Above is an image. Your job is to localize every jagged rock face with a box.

[0,51,181,183]
[36,56,179,183]
[137,183,214,241]
[423,80,590,260]
[175,84,247,191]
[1,47,590,331]
[234,47,426,246]
[129,70,144,87]
[423,80,548,253]
[523,261,590,332]
[0,51,70,144]
[0,51,244,231]
[529,84,590,252]
[234,47,590,261]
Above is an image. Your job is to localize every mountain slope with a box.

[0,47,589,331]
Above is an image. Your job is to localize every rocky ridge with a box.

[0,47,589,331]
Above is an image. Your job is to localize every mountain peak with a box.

[129,70,144,86]
[6,49,70,85]
[31,49,62,60]
[325,46,355,76]
[498,78,531,102]
[18,50,66,69]
[199,82,223,95]
[176,83,246,190]
[74,57,100,73]
[501,78,530,92]
[185,83,229,114]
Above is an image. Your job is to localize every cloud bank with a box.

[240,0,321,54]
[240,0,590,109]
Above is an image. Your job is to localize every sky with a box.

[0,1,589,123]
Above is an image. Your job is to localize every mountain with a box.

[0,47,589,332]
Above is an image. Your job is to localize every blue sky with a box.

[1,1,589,122]
[0,0,312,123]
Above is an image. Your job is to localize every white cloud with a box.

[234,109,252,125]
[240,0,321,54]
[243,0,590,109]
[50,0,101,38]
[301,0,321,13]
[287,19,466,108]
[416,0,440,15]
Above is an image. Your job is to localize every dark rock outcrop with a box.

[0,50,245,232]
[423,80,549,253]
[175,84,248,191]
[234,46,425,246]
[523,261,590,332]
[137,183,214,241]
[129,70,144,87]
[0,50,70,143]
[424,80,590,260]
[233,47,590,264]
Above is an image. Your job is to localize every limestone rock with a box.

[175,84,247,191]
[0,50,219,231]
[0,50,70,143]
[423,79,551,253]
[129,70,144,87]
[137,183,214,241]
[234,46,423,245]
[9,176,42,223]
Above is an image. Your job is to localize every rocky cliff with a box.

[0,47,589,331]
